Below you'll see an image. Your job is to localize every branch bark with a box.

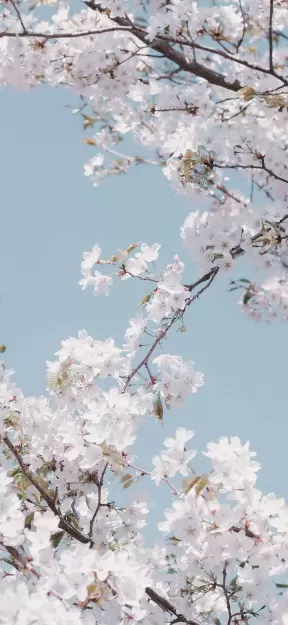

[85,1,242,92]
[3,435,90,545]
[145,586,201,625]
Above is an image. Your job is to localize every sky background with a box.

[1,82,288,532]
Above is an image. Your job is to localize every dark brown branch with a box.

[235,0,246,52]
[184,267,220,292]
[230,213,288,258]
[145,587,200,625]
[268,0,274,72]
[123,267,219,391]
[148,28,287,87]
[1,0,285,94]
[86,1,242,92]
[0,25,133,39]
[215,162,288,185]
[9,0,27,33]
[89,463,108,541]
[1,542,41,578]
[3,435,90,545]
[222,563,233,625]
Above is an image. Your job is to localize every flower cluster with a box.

[151,428,196,484]
[1,0,288,621]
[147,256,188,322]
[153,354,204,406]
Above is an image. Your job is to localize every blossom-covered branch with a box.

[1,0,288,623]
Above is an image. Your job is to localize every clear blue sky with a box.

[0,84,287,526]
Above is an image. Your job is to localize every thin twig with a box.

[222,563,233,625]
[89,463,108,541]
[235,0,246,52]
[86,1,242,92]
[123,267,219,392]
[215,162,288,185]
[0,25,133,39]
[9,0,27,33]
[268,0,274,72]
[127,462,180,496]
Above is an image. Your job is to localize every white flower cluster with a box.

[80,244,113,296]
[152,428,196,484]
[1,0,288,620]
[153,354,204,406]
[147,256,188,322]
[240,274,288,321]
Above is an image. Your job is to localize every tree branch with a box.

[215,162,288,185]
[145,586,200,625]
[0,25,133,39]
[222,563,233,625]
[86,2,288,88]
[89,463,108,540]
[9,0,27,33]
[268,0,274,72]
[230,213,288,258]
[3,435,90,545]
[123,267,219,391]
[85,1,242,92]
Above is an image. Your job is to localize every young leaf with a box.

[167,535,181,545]
[25,511,35,529]
[123,478,134,489]
[182,475,201,495]
[126,243,138,254]
[83,138,97,146]
[243,290,253,305]
[153,397,164,423]
[140,292,152,306]
[195,475,209,496]
[50,531,64,549]
[120,473,133,483]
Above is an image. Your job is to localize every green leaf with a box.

[50,531,64,549]
[35,476,54,499]
[9,467,21,478]
[275,583,288,589]
[140,292,152,306]
[243,290,253,305]
[153,397,164,423]
[195,475,209,496]
[25,512,35,529]
[238,278,251,284]
[182,475,201,495]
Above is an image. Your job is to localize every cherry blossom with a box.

[1,0,288,622]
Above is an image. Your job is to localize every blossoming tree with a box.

[1,0,288,623]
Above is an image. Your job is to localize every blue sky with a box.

[1,83,288,528]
